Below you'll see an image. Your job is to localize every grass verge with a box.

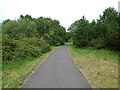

[2,46,59,88]
[68,44,118,88]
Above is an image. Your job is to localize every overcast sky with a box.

[0,0,119,29]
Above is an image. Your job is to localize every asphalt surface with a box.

[22,44,92,88]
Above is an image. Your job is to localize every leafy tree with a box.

[35,17,66,45]
[2,20,38,40]
[3,15,66,46]
[2,20,18,38]
[19,14,33,21]
[2,19,10,24]
[35,17,51,37]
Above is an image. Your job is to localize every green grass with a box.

[2,46,59,88]
[68,44,119,88]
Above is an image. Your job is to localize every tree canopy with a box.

[2,15,66,46]
[68,7,120,51]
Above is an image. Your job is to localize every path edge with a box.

[19,46,61,88]
[67,46,94,88]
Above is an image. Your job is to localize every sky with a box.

[0,0,119,29]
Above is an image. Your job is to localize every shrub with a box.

[68,38,73,43]
[2,35,17,61]
[88,38,105,49]
[54,42,61,46]
[2,36,51,62]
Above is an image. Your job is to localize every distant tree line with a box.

[68,7,120,51]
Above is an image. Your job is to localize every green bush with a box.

[88,38,105,49]
[2,35,17,61]
[68,38,73,43]
[2,36,51,62]
[54,42,61,46]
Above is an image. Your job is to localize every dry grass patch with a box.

[69,45,118,88]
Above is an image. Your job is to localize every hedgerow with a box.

[2,35,50,62]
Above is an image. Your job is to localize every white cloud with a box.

[0,0,119,29]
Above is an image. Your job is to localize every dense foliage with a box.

[68,7,120,51]
[2,35,50,62]
[2,15,66,62]
[35,17,66,45]
[65,32,72,42]
[2,7,120,62]
[2,15,66,45]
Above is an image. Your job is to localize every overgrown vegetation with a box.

[69,44,118,88]
[2,46,59,88]
[2,15,66,63]
[2,15,66,88]
[2,6,120,88]
[67,7,119,88]
[68,7,120,51]
[2,36,50,63]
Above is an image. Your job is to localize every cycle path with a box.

[22,44,91,88]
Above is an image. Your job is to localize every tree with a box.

[19,14,33,21]
[2,15,66,46]
[68,7,120,51]
[2,19,11,24]
[68,16,91,47]
[2,19,39,40]
[99,7,119,50]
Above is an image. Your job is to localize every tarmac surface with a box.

[22,44,92,88]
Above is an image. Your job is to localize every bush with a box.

[2,35,17,61]
[54,42,61,46]
[88,38,105,49]
[68,38,73,43]
[2,36,51,62]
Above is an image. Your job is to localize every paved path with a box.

[22,44,91,88]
